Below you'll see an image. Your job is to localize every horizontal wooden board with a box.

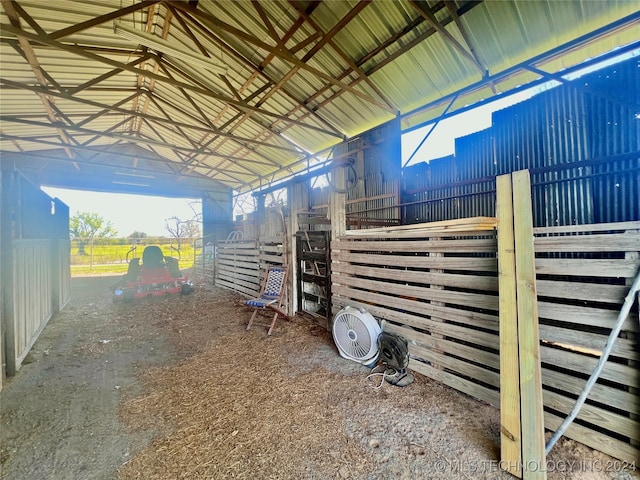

[261,245,283,254]
[538,301,639,332]
[533,221,640,235]
[332,238,497,253]
[332,294,499,333]
[409,359,499,407]
[332,251,498,272]
[543,389,639,441]
[216,247,259,256]
[544,411,640,464]
[259,236,284,244]
[332,263,499,291]
[333,273,499,311]
[536,280,628,304]
[535,258,640,277]
[411,344,499,389]
[534,233,640,253]
[343,216,497,237]
[541,367,639,417]
[215,280,257,298]
[217,241,256,249]
[216,270,259,286]
[258,253,285,264]
[332,290,499,348]
[216,274,259,293]
[217,259,260,271]
[385,323,499,370]
[540,344,639,387]
[539,324,639,361]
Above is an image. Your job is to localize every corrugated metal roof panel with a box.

[1,0,638,193]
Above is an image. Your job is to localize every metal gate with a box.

[296,231,331,328]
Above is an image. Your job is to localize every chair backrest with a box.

[142,245,165,268]
[262,266,287,299]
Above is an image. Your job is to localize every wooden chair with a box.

[245,265,289,335]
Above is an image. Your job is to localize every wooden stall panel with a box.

[331,217,501,408]
[215,235,285,299]
[533,221,640,463]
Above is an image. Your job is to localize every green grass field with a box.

[70,241,199,275]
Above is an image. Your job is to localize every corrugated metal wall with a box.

[304,119,401,229]
[403,56,639,226]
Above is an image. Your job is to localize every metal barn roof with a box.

[1,0,638,195]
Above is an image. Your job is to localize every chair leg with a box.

[267,310,279,336]
[247,309,258,331]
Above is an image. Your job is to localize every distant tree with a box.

[165,216,201,253]
[128,231,148,239]
[70,212,117,255]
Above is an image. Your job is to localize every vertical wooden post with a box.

[329,166,347,241]
[512,170,546,480]
[624,229,639,449]
[497,173,522,478]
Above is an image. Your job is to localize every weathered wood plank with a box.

[332,251,498,272]
[333,273,499,311]
[411,344,500,388]
[331,293,499,333]
[537,301,639,332]
[331,289,499,348]
[385,322,499,369]
[216,270,259,286]
[543,389,640,441]
[409,359,500,407]
[544,411,640,465]
[259,253,285,264]
[535,258,640,278]
[216,275,259,294]
[539,324,639,361]
[342,216,497,237]
[332,237,497,253]
[534,233,640,253]
[536,280,627,304]
[216,258,260,270]
[540,344,639,387]
[533,221,640,235]
[541,367,639,417]
[331,262,499,291]
[215,280,257,298]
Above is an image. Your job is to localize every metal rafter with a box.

[2,0,78,162]
[169,3,344,139]
[288,0,399,115]
[0,22,340,140]
[409,0,486,75]
[171,2,397,115]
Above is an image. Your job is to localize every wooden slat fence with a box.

[331,217,501,408]
[11,239,54,371]
[331,218,640,464]
[215,235,285,298]
[533,221,640,463]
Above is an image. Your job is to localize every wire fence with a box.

[69,237,202,274]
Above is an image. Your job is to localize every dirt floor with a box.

[1,275,638,480]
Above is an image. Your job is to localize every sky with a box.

[41,187,200,238]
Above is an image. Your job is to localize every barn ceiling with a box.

[1,0,638,196]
